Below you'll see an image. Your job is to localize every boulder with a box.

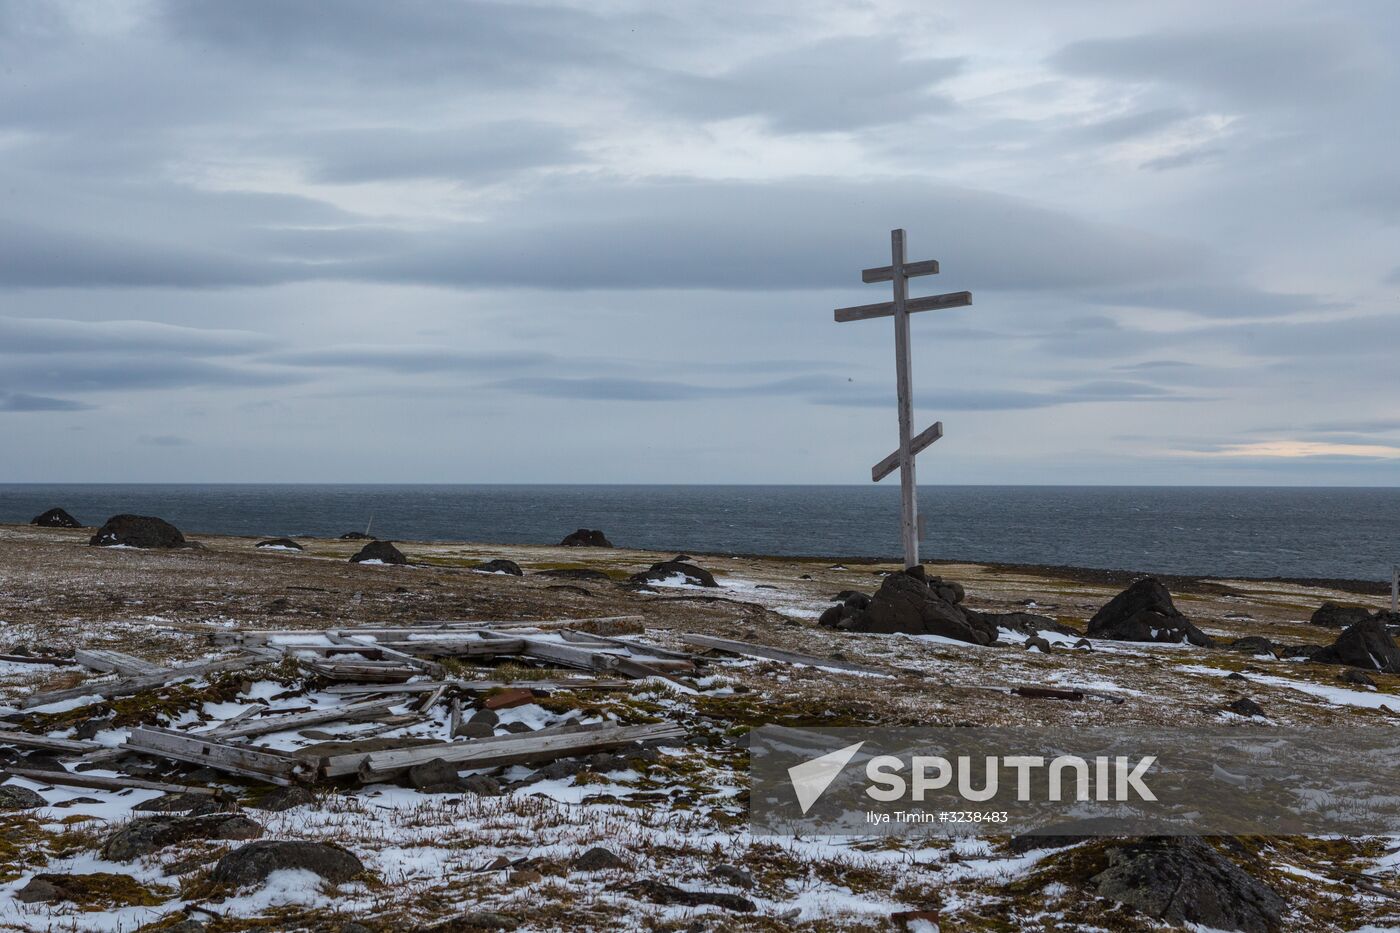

[818,591,871,629]
[836,570,998,645]
[102,813,262,861]
[1312,618,1400,673]
[475,559,523,576]
[1226,636,1276,656]
[1340,668,1378,688]
[1085,578,1213,647]
[628,560,718,588]
[1281,643,1326,661]
[350,540,407,565]
[409,758,467,793]
[1310,602,1374,628]
[212,840,363,887]
[15,872,166,907]
[255,537,303,551]
[973,611,1079,637]
[559,529,613,548]
[247,785,316,812]
[31,507,82,528]
[1089,836,1284,933]
[88,514,186,549]
[0,784,47,810]
[572,846,627,871]
[1225,697,1266,718]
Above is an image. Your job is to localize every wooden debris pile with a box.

[1,616,698,795]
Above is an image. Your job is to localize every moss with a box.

[0,815,57,883]
[28,870,172,910]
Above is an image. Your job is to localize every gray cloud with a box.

[0,391,90,413]
[295,122,582,184]
[0,316,271,356]
[137,434,191,447]
[657,37,962,132]
[268,346,553,374]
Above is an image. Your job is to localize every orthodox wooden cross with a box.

[834,228,972,569]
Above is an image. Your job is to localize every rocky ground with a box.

[1,522,1398,931]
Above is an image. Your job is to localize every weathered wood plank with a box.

[378,637,526,658]
[123,727,313,786]
[20,653,274,710]
[833,290,971,324]
[215,616,644,645]
[3,766,222,797]
[340,721,686,781]
[679,634,889,675]
[321,678,634,696]
[872,421,943,483]
[862,258,939,283]
[0,653,78,666]
[0,730,99,754]
[210,699,400,740]
[74,649,167,677]
[328,632,445,677]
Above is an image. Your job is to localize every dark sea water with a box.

[1,484,1397,582]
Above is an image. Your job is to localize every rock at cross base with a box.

[834,569,998,645]
[102,813,263,861]
[1313,618,1400,673]
[1085,577,1213,647]
[88,514,187,549]
[559,528,613,547]
[0,784,47,809]
[628,560,718,588]
[1310,601,1375,628]
[349,540,407,565]
[1090,836,1284,933]
[31,507,82,528]
[211,840,364,887]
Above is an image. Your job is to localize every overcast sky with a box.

[2,0,1397,484]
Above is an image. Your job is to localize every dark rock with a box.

[72,715,116,740]
[502,721,534,734]
[1313,618,1400,673]
[1340,668,1378,688]
[627,878,756,912]
[469,708,500,726]
[339,531,373,540]
[1085,578,1213,648]
[838,570,997,645]
[1225,697,1266,718]
[248,785,316,811]
[31,507,82,528]
[1226,636,1276,656]
[711,864,755,888]
[88,514,186,549]
[455,722,494,739]
[212,840,364,887]
[133,792,221,813]
[978,611,1078,637]
[16,872,163,905]
[476,559,523,576]
[628,560,718,588]
[255,537,303,550]
[1073,638,1093,650]
[559,529,613,548]
[572,846,627,871]
[350,540,407,565]
[1310,602,1374,628]
[102,813,263,861]
[1025,635,1053,653]
[1226,672,1248,682]
[409,758,466,793]
[534,568,611,582]
[0,783,47,809]
[1281,643,1326,660]
[459,774,504,796]
[1090,836,1284,933]
[818,605,846,628]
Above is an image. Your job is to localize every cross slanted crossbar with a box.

[834,229,972,569]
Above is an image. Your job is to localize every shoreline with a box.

[3,521,1389,598]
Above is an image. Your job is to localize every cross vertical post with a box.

[889,229,919,568]
[834,229,972,570]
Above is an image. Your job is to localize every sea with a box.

[1,484,1397,583]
